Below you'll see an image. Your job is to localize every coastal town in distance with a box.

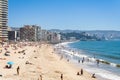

[0,0,120,80]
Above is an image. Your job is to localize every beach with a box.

[0,42,97,80]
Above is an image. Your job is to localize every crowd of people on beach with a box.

[54,44,97,79]
[0,41,97,80]
[0,42,42,78]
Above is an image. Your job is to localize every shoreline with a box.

[56,41,120,80]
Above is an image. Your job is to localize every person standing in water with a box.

[78,60,80,63]
[82,57,85,63]
[96,59,100,66]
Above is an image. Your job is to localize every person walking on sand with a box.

[77,72,80,75]
[40,75,42,80]
[61,74,63,80]
[81,69,83,75]
[17,66,20,75]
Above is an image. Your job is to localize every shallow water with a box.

[69,41,120,64]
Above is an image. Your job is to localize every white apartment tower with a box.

[0,0,8,41]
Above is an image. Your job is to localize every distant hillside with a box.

[49,29,120,40]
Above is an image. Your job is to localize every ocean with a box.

[55,40,120,80]
[69,40,120,64]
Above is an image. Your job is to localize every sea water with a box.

[55,41,120,80]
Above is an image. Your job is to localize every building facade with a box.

[41,29,49,41]
[0,0,8,42]
[20,25,41,41]
[8,30,20,42]
[43,31,61,43]
[49,32,61,44]
[8,27,20,42]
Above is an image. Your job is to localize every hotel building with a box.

[20,25,41,41]
[0,0,8,41]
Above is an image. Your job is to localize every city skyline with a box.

[8,0,120,30]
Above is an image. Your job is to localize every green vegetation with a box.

[60,32,101,41]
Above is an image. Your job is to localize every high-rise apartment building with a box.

[20,25,41,41]
[0,0,8,42]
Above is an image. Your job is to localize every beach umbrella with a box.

[7,61,14,65]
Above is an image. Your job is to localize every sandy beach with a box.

[0,42,97,80]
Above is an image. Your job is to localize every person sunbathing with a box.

[5,64,12,69]
[92,73,96,78]
[4,53,10,56]
[25,61,33,65]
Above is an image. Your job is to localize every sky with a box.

[8,0,120,30]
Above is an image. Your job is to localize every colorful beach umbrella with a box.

[7,61,14,65]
